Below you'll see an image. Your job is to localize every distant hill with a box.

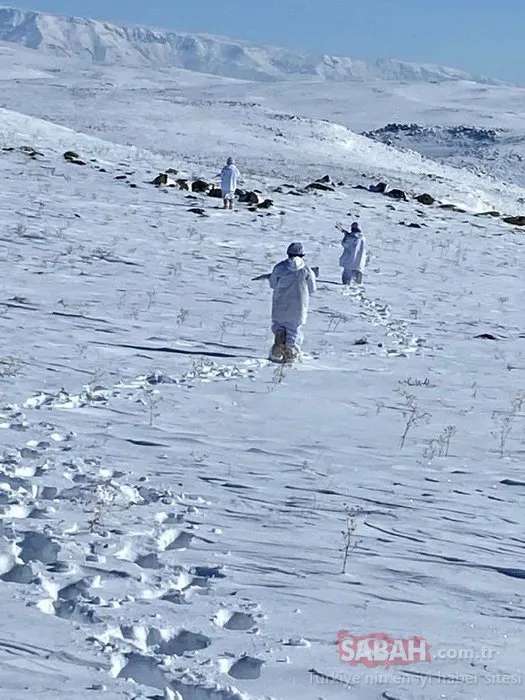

[0,6,497,84]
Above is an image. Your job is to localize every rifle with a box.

[252,265,319,281]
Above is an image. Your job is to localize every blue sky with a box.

[8,0,524,82]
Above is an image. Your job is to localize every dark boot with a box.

[283,346,298,363]
[269,329,286,361]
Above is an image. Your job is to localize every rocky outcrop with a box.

[502,215,525,226]
[415,193,435,205]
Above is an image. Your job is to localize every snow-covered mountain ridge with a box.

[0,5,498,83]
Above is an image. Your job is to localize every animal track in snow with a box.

[214,609,256,631]
[113,651,167,689]
[177,359,265,386]
[23,385,113,410]
[227,655,264,680]
[18,531,61,565]
[157,528,195,552]
[20,357,266,423]
[342,285,425,356]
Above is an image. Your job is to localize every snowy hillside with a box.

[1,92,525,700]
[363,123,525,188]
[0,5,497,83]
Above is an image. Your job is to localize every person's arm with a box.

[358,239,367,268]
[307,267,317,295]
[269,265,279,289]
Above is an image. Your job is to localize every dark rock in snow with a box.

[239,191,262,204]
[115,175,127,180]
[474,333,502,340]
[207,186,223,198]
[188,207,207,216]
[257,198,274,209]
[63,150,85,164]
[369,182,387,193]
[476,211,500,217]
[502,215,525,226]
[316,175,332,183]
[500,478,525,487]
[176,178,190,190]
[305,181,335,192]
[439,203,466,212]
[20,145,43,157]
[150,173,170,186]
[191,179,211,193]
[385,189,408,201]
[415,193,435,205]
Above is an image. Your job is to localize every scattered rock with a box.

[316,174,332,183]
[305,181,336,192]
[63,150,79,161]
[176,179,190,190]
[115,175,127,180]
[476,211,500,217]
[415,193,435,205]
[257,198,274,209]
[207,187,223,198]
[165,167,178,174]
[369,182,387,193]
[502,215,525,226]
[385,189,408,201]
[150,173,177,187]
[474,333,501,340]
[2,146,15,152]
[239,191,262,205]
[188,207,207,216]
[400,221,422,228]
[354,337,368,345]
[191,179,211,193]
[20,145,43,158]
[129,183,138,189]
[439,203,466,212]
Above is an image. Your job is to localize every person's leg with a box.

[270,322,286,359]
[354,271,363,284]
[342,268,354,285]
[283,325,303,360]
[222,194,228,209]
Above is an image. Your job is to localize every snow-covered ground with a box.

[3,39,525,189]
[0,40,525,700]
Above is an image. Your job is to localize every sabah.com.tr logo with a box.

[337,631,431,668]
